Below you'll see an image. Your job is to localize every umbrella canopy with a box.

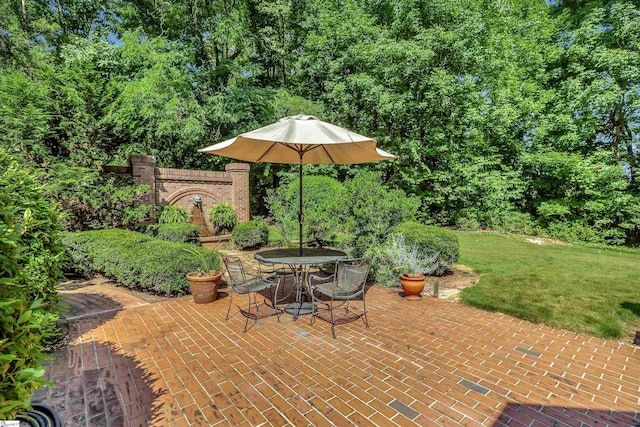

[199,114,395,164]
[199,114,395,253]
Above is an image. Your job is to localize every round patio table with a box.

[254,248,347,318]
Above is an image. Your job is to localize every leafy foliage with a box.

[231,219,269,250]
[144,223,200,244]
[157,205,191,224]
[62,229,220,295]
[1,0,640,247]
[367,234,441,287]
[266,176,345,246]
[208,202,238,235]
[391,222,459,276]
[182,246,219,276]
[36,164,152,231]
[340,171,420,257]
[0,153,63,419]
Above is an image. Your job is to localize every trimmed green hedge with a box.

[232,219,269,249]
[144,223,200,244]
[62,229,220,295]
[391,222,459,275]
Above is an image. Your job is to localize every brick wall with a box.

[110,156,251,229]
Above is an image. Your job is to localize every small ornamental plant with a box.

[209,202,238,235]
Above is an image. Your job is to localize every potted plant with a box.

[384,234,440,300]
[184,246,223,304]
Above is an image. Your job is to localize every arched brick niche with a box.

[163,187,225,229]
[103,156,250,224]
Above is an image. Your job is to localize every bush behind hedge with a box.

[36,163,152,231]
[144,223,200,244]
[341,171,420,257]
[232,219,269,249]
[391,221,459,276]
[63,229,220,295]
[266,176,345,246]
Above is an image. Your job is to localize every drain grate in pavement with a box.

[389,399,419,420]
[296,330,311,338]
[515,346,541,357]
[459,379,489,395]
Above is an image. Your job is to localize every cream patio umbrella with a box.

[199,113,395,255]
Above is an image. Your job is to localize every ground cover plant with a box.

[63,229,220,295]
[457,232,640,340]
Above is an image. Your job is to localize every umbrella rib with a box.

[275,143,322,157]
[300,144,321,154]
[256,141,282,162]
[320,145,336,163]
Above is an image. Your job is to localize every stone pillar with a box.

[225,162,251,222]
[129,155,156,206]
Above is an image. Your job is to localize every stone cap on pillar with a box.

[128,155,157,166]
[225,162,250,172]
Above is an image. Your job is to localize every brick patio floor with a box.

[34,283,639,426]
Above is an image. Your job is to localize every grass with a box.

[457,231,640,340]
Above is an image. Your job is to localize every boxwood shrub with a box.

[232,219,269,249]
[144,223,200,244]
[391,221,459,275]
[62,229,220,295]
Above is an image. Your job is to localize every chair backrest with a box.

[222,256,246,286]
[335,258,370,296]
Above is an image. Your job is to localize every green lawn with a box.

[457,231,640,340]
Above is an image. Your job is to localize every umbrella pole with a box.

[299,155,303,256]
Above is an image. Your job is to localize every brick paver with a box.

[35,285,639,426]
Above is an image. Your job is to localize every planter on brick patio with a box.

[187,270,222,303]
[400,273,425,301]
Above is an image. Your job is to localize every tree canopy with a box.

[1,0,639,245]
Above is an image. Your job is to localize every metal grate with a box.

[515,346,542,357]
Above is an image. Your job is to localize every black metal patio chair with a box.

[222,255,283,332]
[309,258,371,339]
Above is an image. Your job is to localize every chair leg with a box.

[271,285,281,323]
[252,292,259,313]
[225,290,234,320]
[362,298,369,328]
[243,315,257,333]
[330,298,337,339]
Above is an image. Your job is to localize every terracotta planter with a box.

[187,270,222,304]
[400,273,426,300]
